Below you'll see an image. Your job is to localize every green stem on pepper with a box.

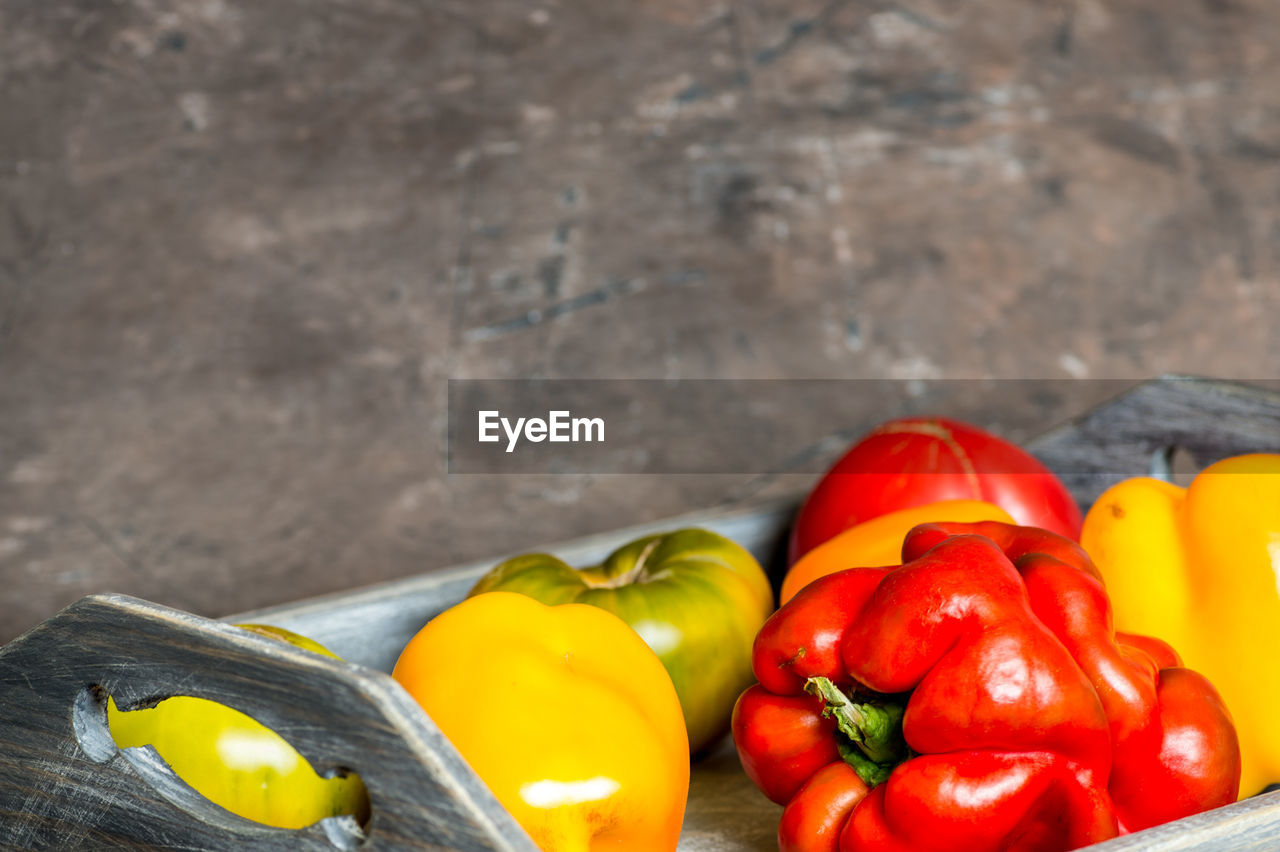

[804,676,909,787]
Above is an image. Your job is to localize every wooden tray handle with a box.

[0,593,537,851]
[1027,375,1280,508]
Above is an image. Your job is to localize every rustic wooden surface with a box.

[1030,375,1280,505]
[4,1,1280,641]
[0,594,539,851]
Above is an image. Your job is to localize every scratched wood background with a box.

[3,0,1280,640]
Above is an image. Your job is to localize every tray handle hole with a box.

[1150,445,1199,487]
[73,684,117,764]
[72,685,369,849]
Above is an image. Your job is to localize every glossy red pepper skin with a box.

[732,685,838,805]
[735,521,1240,852]
[779,762,868,852]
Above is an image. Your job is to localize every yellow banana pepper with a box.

[1082,453,1280,795]
[393,591,689,852]
[108,624,370,829]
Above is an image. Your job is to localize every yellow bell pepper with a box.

[1082,453,1280,795]
[392,591,689,852]
[779,499,1015,604]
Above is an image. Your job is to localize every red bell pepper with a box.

[732,520,1240,852]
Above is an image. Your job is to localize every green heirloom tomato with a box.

[107,624,370,830]
[469,528,774,753]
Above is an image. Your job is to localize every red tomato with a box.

[789,417,1081,564]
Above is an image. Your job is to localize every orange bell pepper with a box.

[780,499,1014,604]
[393,591,689,852]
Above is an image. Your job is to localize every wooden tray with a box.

[3,376,1280,850]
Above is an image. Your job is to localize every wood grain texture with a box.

[4,377,1280,850]
[0,594,538,851]
[1028,375,1280,508]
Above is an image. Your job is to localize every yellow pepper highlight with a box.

[108,624,370,829]
[780,499,1015,604]
[1082,453,1280,796]
[393,592,689,852]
